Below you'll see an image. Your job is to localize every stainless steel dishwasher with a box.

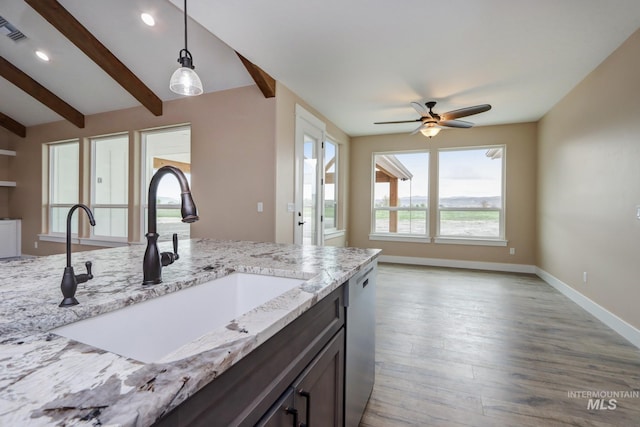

[344,260,377,426]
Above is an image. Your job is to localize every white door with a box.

[294,105,325,245]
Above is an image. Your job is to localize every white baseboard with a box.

[379,255,536,274]
[536,268,640,349]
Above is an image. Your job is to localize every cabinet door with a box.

[293,329,345,427]
[0,220,18,258]
[257,387,297,427]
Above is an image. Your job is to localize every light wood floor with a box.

[359,263,640,427]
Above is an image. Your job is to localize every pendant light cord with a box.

[183,0,188,53]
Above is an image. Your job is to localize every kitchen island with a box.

[0,239,380,426]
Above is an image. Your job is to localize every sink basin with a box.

[51,273,304,363]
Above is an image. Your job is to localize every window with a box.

[371,151,429,238]
[437,146,505,240]
[323,139,338,232]
[49,141,79,234]
[141,126,192,241]
[91,134,128,239]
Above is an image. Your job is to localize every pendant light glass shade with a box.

[170,54,203,96]
[169,0,203,96]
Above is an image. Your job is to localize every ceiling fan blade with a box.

[410,123,427,135]
[411,102,429,117]
[441,104,491,121]
[374,119,422,124]
[439,119,474,128]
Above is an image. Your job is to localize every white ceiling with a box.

[2,0,640,136]
[0,0,253,127]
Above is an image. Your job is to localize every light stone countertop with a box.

[0,238,380,426]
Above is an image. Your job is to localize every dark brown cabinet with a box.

[258,329,344,426]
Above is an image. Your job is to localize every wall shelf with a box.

[0,149,16,188]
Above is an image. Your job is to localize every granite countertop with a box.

[0,238,380,426]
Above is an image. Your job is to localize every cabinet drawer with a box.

[154,284,345,427]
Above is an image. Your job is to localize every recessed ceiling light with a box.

[35,50,50,62]
[141,13,155,27]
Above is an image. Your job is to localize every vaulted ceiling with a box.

[2,0,640,138]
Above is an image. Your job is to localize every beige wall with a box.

[349,123,537,265]
[274,82,351,244]
[9,85,277,256]
[538,29,640,329]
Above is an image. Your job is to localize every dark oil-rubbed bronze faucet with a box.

[142,165,199,285]
[59,203,96,307]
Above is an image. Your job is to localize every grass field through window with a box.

[373,209,500,237]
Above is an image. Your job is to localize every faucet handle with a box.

[173,233,179,261]
[75,261,93,284]
[161,234,179,267]
[85,261,93,279]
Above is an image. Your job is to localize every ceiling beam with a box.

[0,111,27,138]
[25,0,163,117]
[0,56,84,128]
[236,52,276,98]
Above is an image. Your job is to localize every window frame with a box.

[140,125,192,242]
[435,144,507,246]
[369,150,430,243]
[47,140,80,236]
[89,133,129,242]
[323,138,340,235]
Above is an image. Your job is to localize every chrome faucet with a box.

[143,165,199,285]
[59,203,96,307]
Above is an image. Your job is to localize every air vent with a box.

[0,15,27,42]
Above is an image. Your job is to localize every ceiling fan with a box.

[374,101,492,138]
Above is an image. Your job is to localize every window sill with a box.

[369,233,431,243]
[38,234,129,248]
[324,229,345,240]
[434,237,508,247]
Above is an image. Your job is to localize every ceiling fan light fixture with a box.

[420,126,440,138]
[169,0,203,96]
[374,101,491,138]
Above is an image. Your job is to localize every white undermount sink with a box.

[51,273,304,363]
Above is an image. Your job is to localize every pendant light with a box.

[169,0,203,96]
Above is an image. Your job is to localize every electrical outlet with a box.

[257,202,263,212]
[583,271,588,284]
[509,247,515,255]
[34,241,38,249]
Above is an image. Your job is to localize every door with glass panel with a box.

[294,106,325,245]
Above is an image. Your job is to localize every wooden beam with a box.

[236,52,276,98]
[25,0,163,117]
[325,172,335,184]
[389,177,398,233]
[0,56,84,128]
[0,111,27,138]
[375,170,391,183]
[153,157,191,174]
